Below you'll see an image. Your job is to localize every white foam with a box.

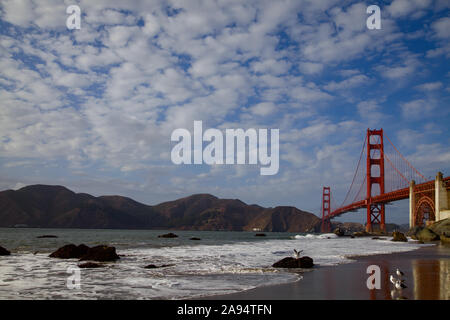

[0,236,432,299]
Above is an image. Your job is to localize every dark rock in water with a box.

[272,256,314,268]
[333,228,344,237]
[78,262,104,268]
[37,235,58,238]
[49,244,90,259]
[298,256,314,268]
[144,264,174,269]
[350,235,355,239]
[158,233,178,238]
[353,231,370,237]
[0,245,11,256]
[190,237,201,240]
[372,237,386,240]
[79,245,120,262]
[255,233,266,237]
[391,231,408,242]
[416,228,440,242]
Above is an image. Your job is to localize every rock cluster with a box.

[49,244,89,259]
[408,218,450,243]
[49,244,119,261]
[78,262,104,268]
[158,233,178,238]
[333,227,344,237]
[0,245,10,256]
[272,256,314,268]
[144,264,174,269]
[391,231,408,242]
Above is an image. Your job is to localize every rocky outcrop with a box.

[272,256,314,268]
[158,233,178,238]
[333,227,344,237]
[0,245,11,256]
[190,237,201,240]
[37,235,58,238]
[391,231,408,242]
[144,264,174,269]
[49,244,90,259]
[255,233,266,237]
[353,231,370,237]
[408,226,423,240]
[78,262,104,268]
[416,228,440,242]
[325,222,365,234]
[428,218,450,237]
[441,235,450,244]
[79,245,120,262]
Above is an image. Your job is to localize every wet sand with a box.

[205,243,450,300]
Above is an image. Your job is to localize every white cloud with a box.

[432,17,450,39]
[387,0,432,18]
[324,74,370,91]
[299,62,323,75]
[401,99,434,119]
[415,81,443,91]
[249,102,277,116]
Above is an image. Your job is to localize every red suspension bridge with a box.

[321,129,450,233]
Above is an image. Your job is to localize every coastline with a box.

[202,243,450,300]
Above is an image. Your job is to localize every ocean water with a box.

[0,228,432,299]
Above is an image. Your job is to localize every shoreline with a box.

[202,243,450,300]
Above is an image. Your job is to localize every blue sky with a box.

[0,0,449,225]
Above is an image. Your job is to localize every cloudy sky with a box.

[0,0,449,224]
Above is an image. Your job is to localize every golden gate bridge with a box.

[321,129,450,233]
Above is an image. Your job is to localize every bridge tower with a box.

[366,129,386,233]
[321,186,331,233]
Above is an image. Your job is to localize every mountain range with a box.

[0,184,321,232]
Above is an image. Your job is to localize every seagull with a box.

[396,268,405,277]
[390,274,405,284]
[390,275,397,285]
[293,249,303,259]
[395,280,407,290]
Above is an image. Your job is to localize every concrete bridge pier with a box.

[409,172,450,228]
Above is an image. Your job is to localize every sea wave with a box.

[0,235,432,299]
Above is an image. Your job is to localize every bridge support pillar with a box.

[435,172,450,221]
[366,203,385,233]
[321,187,331,233]
[409,180,416,228]
[366,129,386,233]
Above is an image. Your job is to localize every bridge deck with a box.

[327,177,450,219]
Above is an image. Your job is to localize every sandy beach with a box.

[205,243,450,300]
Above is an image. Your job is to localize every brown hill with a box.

[0,185,320,232]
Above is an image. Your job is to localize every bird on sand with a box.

[396,268,405,277]
[390,274,405,284]
[394,280,407,290]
